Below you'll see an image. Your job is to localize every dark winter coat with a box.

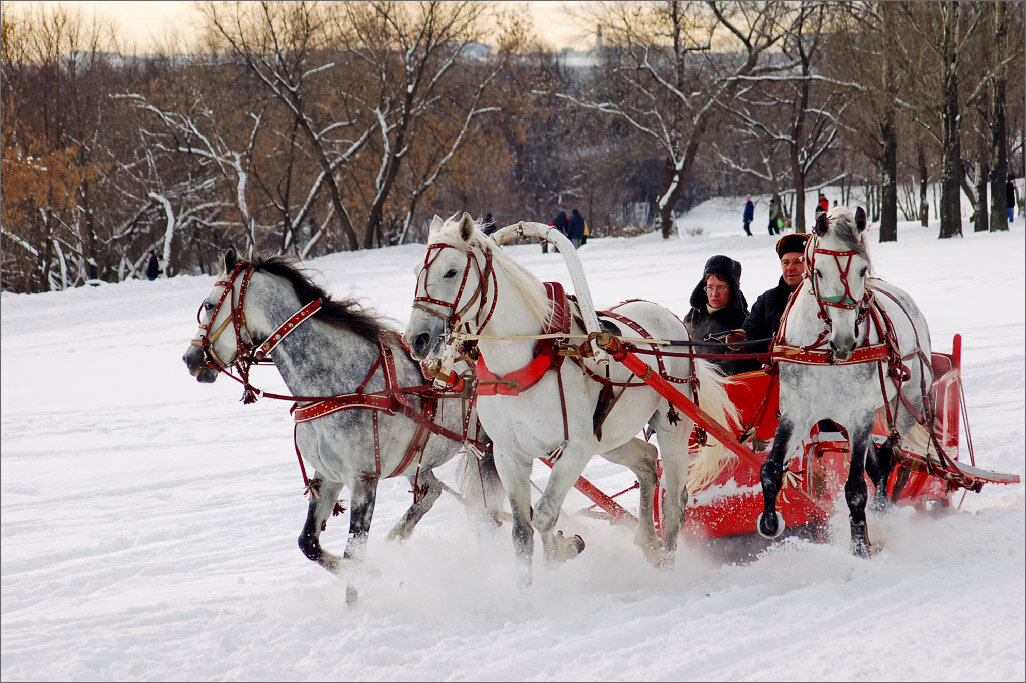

[568,209,586,241]
[552,210,569,236]
[742,276,799,354]
[743,200,754,223]
[146,253,161,280]
[683,255,759,375]
[1008,179,1017,208]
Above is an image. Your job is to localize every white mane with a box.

[429,214,553,330]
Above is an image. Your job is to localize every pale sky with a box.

[12,1,596,53]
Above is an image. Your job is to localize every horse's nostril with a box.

[412,332,429,357]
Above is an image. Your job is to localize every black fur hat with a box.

[689,254,747,313]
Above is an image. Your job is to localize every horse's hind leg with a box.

[298,475,345,573]
[650,411,693,565]
[341,477,379,605]
[846,418,876,558]
[387,469,442,542]
[600,437,660,564]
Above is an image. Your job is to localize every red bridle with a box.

[411,241,497,337]
[804,236,873,330]
[191,260,321,398]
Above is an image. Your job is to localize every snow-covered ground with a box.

[3,193,1024,681]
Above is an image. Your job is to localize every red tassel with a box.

[242,385,258,404]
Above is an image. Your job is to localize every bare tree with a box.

[554,1,809,238]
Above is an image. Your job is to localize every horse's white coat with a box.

[404,213,736,575]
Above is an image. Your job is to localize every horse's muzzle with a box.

[183,347,219,383]
[829,337,856,362]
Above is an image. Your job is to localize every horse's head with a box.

[808,206,872,362]
[182,247,251,382]
[403,212,494,360]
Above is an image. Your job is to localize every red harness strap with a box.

[476,282,571,396]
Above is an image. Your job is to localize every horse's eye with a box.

[859,266,868,278]
[815,269,823,279]
[444,268,458,278]
[203,302,215,311]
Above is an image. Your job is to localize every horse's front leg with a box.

[758,417,808,539]
[492,449,536,585]
[533,449,590,566]
[846,417,876,558]
[298,475,345,574]
[387,469,442,542]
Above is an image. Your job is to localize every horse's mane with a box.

[430,216,553,329]
[826,207,871,264]
[250,255,391,343]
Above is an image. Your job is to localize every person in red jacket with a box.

[817,193,829,214]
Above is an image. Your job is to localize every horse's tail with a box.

[686,359,741,494]
[456,447,504,527]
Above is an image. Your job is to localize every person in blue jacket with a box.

[742,195,754,236]
[568,208,586,248]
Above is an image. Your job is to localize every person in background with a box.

[545,209,569,253]
[568,208,586,248]
[146,249,161,281]
[1008,175,1019,223]
[482,212,496,235]
[817,193,829,215]
[742,195,754,236]
[767,197,782,235]
[727,232,811,356]
[684,255,759,375]
[582,217,590,245]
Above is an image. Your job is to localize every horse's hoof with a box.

[757,511,786,540]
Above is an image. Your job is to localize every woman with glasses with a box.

[683,255,759,375]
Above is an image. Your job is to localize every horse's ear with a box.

[224,247,237,272]
[814,210,830,236]
[429,215,443,234]
[458,212,475,241]
[854,206,867,234]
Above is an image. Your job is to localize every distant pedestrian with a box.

[568,208,586,248]
[767,198,781,235]
[546,209,569,253]
[1008,175,1018,223]
[482,212,497,235]
[742,195,754,236]
[817,193,829,215]
[146,250,161,281]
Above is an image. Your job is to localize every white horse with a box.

[403,213,737,581]
[757,206,936,556]
[182,249,504,603]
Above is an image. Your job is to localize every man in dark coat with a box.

[684,255,760,375]
[146,250,161,281]
[568,208,586,248]
[735,232,810,356]
[742,196,754,236]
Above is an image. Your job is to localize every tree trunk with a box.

[975,161,989,232]
[918,143,930,226]
[989,0,1010,232]
[938,1,962,239]
[879,115,898,242]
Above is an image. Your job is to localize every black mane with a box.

[250,255,391,343]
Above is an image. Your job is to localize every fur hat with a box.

[689,254,747,313]
[775,233,810,258]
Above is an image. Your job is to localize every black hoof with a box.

[757,511,785,540]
